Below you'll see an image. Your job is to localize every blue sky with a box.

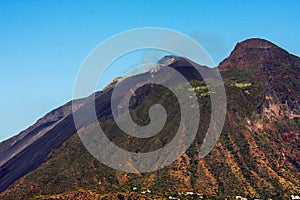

[0,0,299,141]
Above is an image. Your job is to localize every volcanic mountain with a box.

[0,38,299,199]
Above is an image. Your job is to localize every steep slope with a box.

[0,56,209,193]
[0,101,75,166]
[1,38,300,199]
[0,99,89,192]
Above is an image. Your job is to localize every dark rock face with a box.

[0,38,299,199]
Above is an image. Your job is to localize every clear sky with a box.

[0,0,299,141]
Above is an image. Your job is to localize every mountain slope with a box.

[0,38,299,199]
[0,100,87,192]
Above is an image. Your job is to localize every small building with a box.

[186,192,195,195]
[236,196,247,200]
[291,195,300,200]
[168,196,180,200]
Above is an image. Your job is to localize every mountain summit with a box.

[219,38,298,71]
[0,38,299,199]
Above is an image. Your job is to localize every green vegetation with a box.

[232,82,252,88]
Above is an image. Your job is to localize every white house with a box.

[291,195,300,200]
[236,196,247,200]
